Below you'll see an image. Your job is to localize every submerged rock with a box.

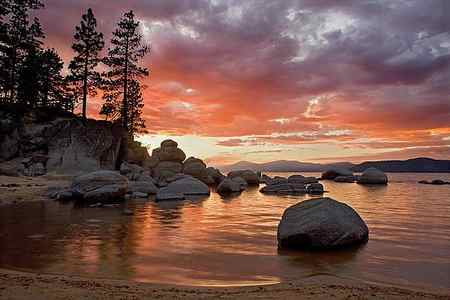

[71,171,128,203]
[277,197,369,250]
[288,175,318,184]
[357,168,388,185]
[260,183,306,195]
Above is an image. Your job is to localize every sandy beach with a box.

[0,267,448,300]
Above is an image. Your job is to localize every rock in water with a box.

[334,175,356,183]
[357,167,388,185]
[228,170,259,185]
[321,167,353,180]
[128,181,158,194]
[216,178,246,195]
[306,183,324,194]
[277,197,369,250]
[71,171,128,203]
[155,176,210,201]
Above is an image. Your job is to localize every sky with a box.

[37,0,450,165]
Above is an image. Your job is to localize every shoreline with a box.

[0,268,448,300]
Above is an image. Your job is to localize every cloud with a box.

[36,0,450,162]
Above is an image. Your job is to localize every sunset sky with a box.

[38,0,450,165]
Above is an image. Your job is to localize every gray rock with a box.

[143,155,159,169]
[155,192,185,201]
[357,168,388,185]
[132,192,148,198]
[228,170,259,185]
[306,183,324,194]
[153,161,183,180]
[120,161,145,180]
[183,157,209,182]
[217,178,242,195]
[128,180,158,194]
[321,167,353,180]
[232,177,248,190]
[71,171,128,203]
[288,175,318,184]
[260,174,272,184]
[156,176,210,201]
[334,175,356,183]
[152,142,186,162]
[260,183,307,195]
[161,139,178,148]
[277,197,369,250]
[56,191,74,201]
[206,167,226,185]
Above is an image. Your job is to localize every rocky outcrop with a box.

[0,107,124,176]
[228,170,259,185]
[260,182,307,195]
[357,168,388,185]
[306,183,324,194]
[206,167,225,185]
[183,157,213,184]
[71,171,128,203]
[321,167,353,180]
[277,197,369,250]
[156,175,210,201]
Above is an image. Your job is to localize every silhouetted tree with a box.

[101,10,150,161]
[101,10,149,137]
[0,0,44,102]
[68,8,104,119]
[17,48,69,109]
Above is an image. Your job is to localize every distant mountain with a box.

[218,157,450,174]
[351,158,450,173]
[219,160,354,173]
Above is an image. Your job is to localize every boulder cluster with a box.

[260,174,322,196]
[320,166,388,185]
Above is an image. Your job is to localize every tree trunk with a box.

[82,54,89,119]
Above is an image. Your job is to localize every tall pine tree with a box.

[17,48,68,109]
[68,8,104,119]
[101,10,149,139]
[0,0,44,103]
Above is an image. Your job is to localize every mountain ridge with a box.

[217,157,450,173]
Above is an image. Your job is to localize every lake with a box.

[0,172,449,289]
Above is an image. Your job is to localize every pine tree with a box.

[101,10,149,138]
[68,8,104,119]
[0,0,44,103]
[17,48,68,109]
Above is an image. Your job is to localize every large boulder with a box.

[156,176,210,201]
[206,167,226,185]
[277,197,369,250]
[321,167,353,180]
[143,155,159,169]
[152,139,186,163]
[357,168,388,185]
[183,157,208,181]
[71,171,128,203]
[228,170,259,185]
[127,140,150,165]
[153,161,183,181]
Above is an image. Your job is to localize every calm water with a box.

[0,173,449,289]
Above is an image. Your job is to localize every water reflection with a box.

[0,173,449,288]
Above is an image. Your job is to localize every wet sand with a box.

[0,175,72,206]
[0,268,448,300]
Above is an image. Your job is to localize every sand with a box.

[0,268,448,300]
[0,175,449,299]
